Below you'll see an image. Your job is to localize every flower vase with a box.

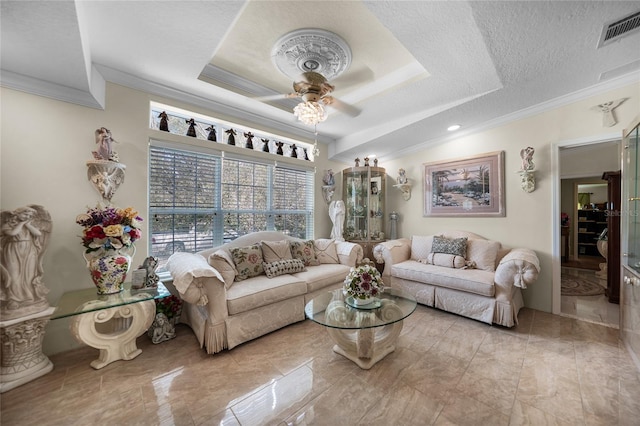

[353,295,373,306]
[83,246,135,295]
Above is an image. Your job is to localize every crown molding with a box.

[0,68,105,109]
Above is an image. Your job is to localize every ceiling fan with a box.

[255,71,361,118]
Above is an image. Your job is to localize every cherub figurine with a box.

[186,119,197,137]
[205,125,216,141]
[244,132,254,149]
[520,147,535,171]
[158,111,169,132]
[261,138,270,152]
[225,128,237,145]
[323,169,335,186]
[148,313,176,344]
[397,168,408,185]
[92,127,118,161]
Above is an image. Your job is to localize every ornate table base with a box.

[325,300,404,369]
[0,307,55,393]
[70,300,155,369]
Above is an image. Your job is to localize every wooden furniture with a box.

[342,166,386,260]
[602,170,621,303]
[576,209,607,257]
[561,226,570,263]
[52,283,170,369]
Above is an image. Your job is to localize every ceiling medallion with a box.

[272,28,352,81]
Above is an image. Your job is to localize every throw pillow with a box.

[230,243,264,281]
[466,239,501,271]
[411,235,434,260]
[208,249,237,289]
[290,240,320,266]
[261,240,293,263]
[262,258,306,278]
[431,235,468,258]
[314,239,339,264]
[418,253,466,269]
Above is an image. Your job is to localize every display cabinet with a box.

[343,166,386,260]
[576,209,607,257]
[621,116,640,370]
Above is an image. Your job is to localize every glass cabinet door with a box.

[342,166,386,242]
[625,119,640,271]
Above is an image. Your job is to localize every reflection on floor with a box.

[2,306,639,425]
[561,266,619,328]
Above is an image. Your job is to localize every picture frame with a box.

[423,151,505,217]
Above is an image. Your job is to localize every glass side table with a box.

[52,283,170,369]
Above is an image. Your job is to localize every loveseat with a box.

[373,230,539,327]
[166,231,363,354]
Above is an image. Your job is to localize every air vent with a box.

[598,11,640,48]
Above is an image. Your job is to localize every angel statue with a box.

[329,200,346,241]
[322,169,335,186]
[92,127,118,162]
[397,168,408,185]
[1,205,52,320]
[520,147,535,171]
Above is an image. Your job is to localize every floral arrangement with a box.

[343,260,385,300]
[76,204,143,253]
[561,212,570,227]
[155,295,183,322]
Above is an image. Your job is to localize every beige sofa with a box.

[373,231,539,327]
[166,231,363,354]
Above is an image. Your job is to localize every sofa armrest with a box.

[166,252,225,306]
[494,248,540,290]
[335,240,364,267]
[373,238,411,277]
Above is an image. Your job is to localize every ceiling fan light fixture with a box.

[294,101,327,126]
[447,124,461,131]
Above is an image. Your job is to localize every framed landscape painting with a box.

[423,151,505,217]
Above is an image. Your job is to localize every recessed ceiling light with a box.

[447,124,461,131]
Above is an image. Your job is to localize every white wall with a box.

[381,82,639,312]
[0,83,348,355]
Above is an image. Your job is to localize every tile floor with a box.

[2,306,640,425]
[561,267,620,328]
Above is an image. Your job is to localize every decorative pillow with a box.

[431,235,468,258]
[208,249,237,289]
[466,239,501,272]
[262,258,306,278]
[261,240,293,263]
[230,243,264,281]
[290,240,320,266]
[411,235,434,260]
[314,239,339,264]
[418,253,466,269]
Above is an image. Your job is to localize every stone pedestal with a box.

[0,307,55,393]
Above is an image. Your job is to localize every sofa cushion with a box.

[230,243,264,281]
[431,236,468,257]
[226,274,307,315]
[262,259,306,278]
[391,260,495,297]
[314,239,339,264]
[292,263,351,293]
[466,239,501,272]
[290,240,320,266]
[411,235,434,260]
[261,240,293,263]
[208,249,236,288]
[419,253,466,269]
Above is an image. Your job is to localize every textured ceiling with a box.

[2,1,639,163]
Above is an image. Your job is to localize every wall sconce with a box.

[517,147,535,193]
[392,168,411,200]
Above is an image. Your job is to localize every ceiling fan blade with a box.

[324,97,361,117]
[253,92,299,102]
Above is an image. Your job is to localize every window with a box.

[149,144,314,269]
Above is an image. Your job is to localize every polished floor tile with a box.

[561,267,619,327]
[2,306,640,425]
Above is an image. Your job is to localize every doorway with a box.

[556,140,621,327]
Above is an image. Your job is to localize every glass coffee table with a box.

[52,282,171,369]
[305,288,417,369]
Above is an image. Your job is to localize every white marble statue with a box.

[0,205,52,320]
[397,168,408,185]
[92,127,118,162]
[329,200,345,241]
[520,147,535,171]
